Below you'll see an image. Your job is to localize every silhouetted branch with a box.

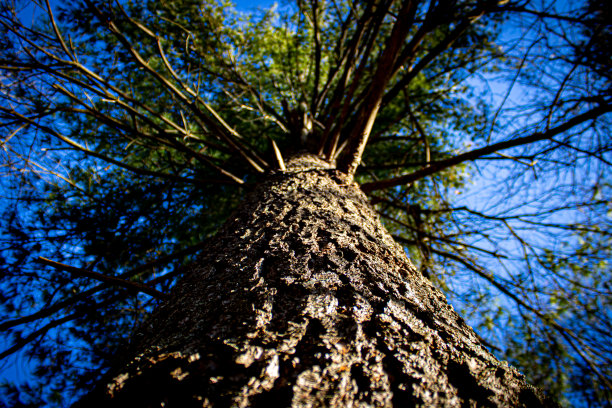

[36,257,168,300]
[0,242,206,333]
[361,105,611,192]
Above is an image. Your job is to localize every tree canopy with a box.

[0,0,610,406]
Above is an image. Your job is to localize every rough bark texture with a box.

[79,154,555,407]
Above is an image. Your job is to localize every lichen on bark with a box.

[78,154,555,407]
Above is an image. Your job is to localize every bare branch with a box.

[361,105,611,193]
[337,0,418,178]
[0,242,207,333]
[36,257,168,300]
[270,137,286,171]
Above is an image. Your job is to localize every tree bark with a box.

[78,154,555,407]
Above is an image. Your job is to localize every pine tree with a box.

[0,0,609,405]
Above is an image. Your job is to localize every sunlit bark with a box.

[78,155,554,407]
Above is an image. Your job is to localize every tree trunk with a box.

[78,154,555,407]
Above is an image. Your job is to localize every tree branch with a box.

[0,242,207,332]
[337,0,418,178]
[36,257,168,300]
[361,105,611,192]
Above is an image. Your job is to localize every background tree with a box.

[0,0,609,406]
